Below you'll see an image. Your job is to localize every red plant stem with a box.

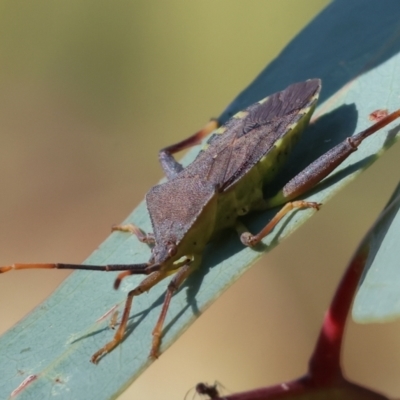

[214,243,372,400]
[308,242,370,383]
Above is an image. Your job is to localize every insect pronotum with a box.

[2,79,400,363]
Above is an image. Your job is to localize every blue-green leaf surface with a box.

[1,0,400,399]
[353,183,400,322]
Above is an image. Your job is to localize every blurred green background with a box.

[1,1,400,399]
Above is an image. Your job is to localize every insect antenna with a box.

[0,262,161,290]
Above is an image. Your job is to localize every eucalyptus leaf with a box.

[353,182,400,322]
[1,1,400,399]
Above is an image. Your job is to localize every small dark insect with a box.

[195,382,221,399]
[369,108,389,122]
[184,382,226,400]
[2,80,400,363]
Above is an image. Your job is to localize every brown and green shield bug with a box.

[2,79,400,363]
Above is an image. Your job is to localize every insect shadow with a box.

[71,291,167,345]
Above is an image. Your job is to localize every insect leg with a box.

[266,109,400,206]
[111,223,155,244]
[238,201,320,247]
[91,269,169,364]
[159,119,219,180]
[150,257,201,358]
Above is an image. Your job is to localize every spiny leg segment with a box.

[279,108,400,202]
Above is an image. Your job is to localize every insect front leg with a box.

[236,201,320,247]
[159,119,219,180]
[91,268,169,364]
[112,223,155,245]
[150,256,201,358]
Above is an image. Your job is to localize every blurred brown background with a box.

[1,1,400,399]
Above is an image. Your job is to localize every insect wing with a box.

[221,79,321,190]
[180,80,321,190]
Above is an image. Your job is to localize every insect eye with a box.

[168,244,177,257]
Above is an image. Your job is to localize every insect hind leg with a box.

[159,119,219,180]
[267,108,400,206]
